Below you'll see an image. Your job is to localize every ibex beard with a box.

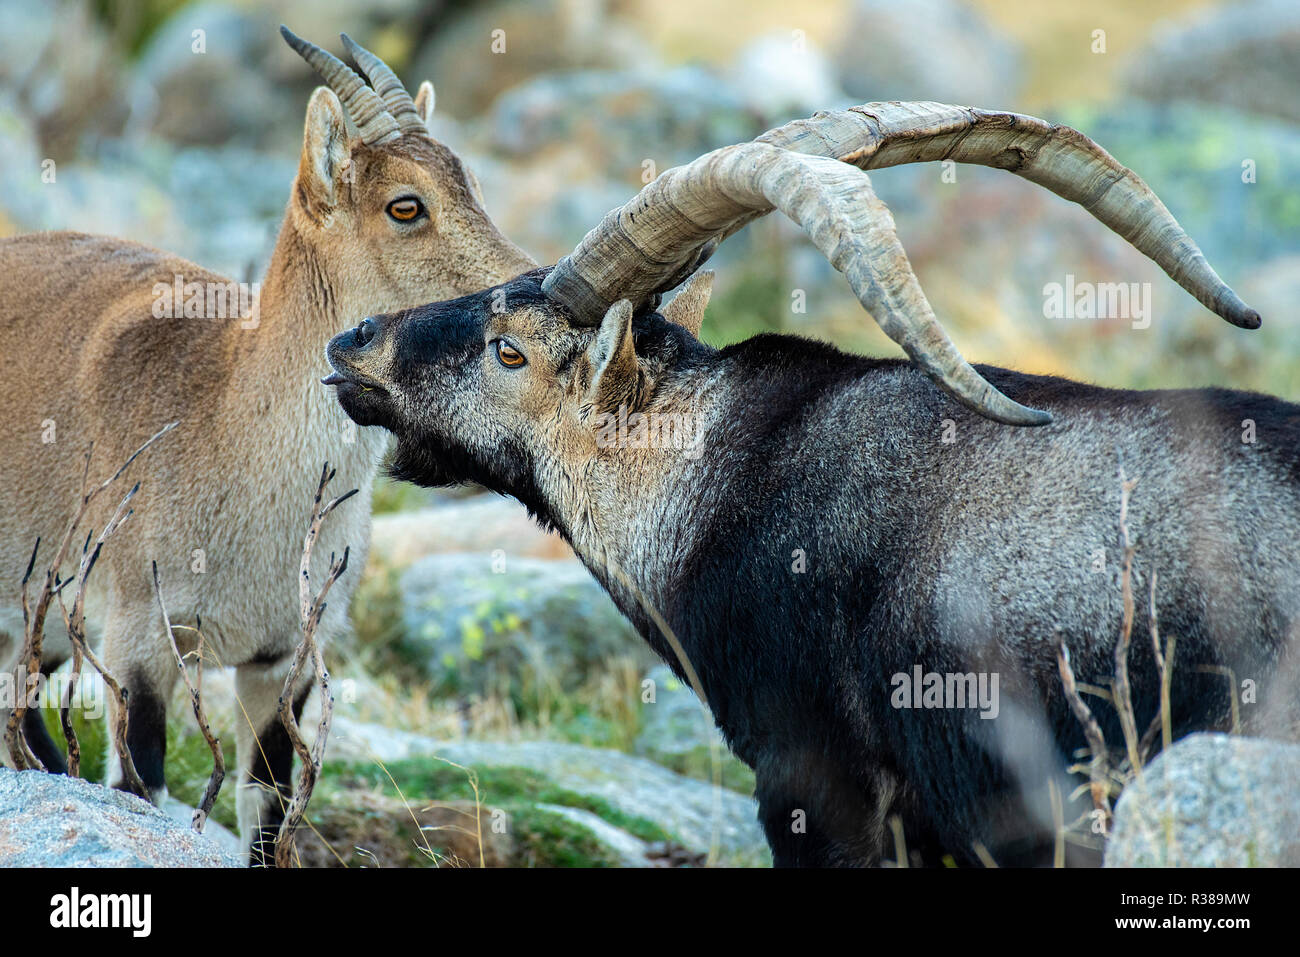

[325,267,1300,867]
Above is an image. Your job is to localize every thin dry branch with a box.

[1137,575,1177,766]
[1057,466,1187,856]
[59,641,84,777]
[1111,468,1144,779]
[55,482,151,799]
[6,422,176,780]
[1055,636,1112,824]
[274,463,357,868]
[152,562,225,831]
[7,541,47,769]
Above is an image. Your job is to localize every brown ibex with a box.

[323,104,1295,866]
[0,28,533,865]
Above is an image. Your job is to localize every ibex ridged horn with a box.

[542,101,1260,427]
[757,102,1259,331]
[280,25,401,146]
[340,34,427,136]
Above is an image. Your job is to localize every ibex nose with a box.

[354,317,377,347]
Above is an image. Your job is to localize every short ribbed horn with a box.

[280,25,401,146]
[340,33,426,137]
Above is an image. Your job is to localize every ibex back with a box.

[0,29,533,865]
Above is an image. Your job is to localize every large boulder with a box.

[320,721,769,866]
[410,0,652,119]
[636,665,719,758]
[370,494,573,568]
[833,0,1023,107]
[0,768,242,867]
[129,3,301,150]
[1105,733,1300,867]
[1124,0,1300,127]
[0,0,126,157]
[397,552,655,699]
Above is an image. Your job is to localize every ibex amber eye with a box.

[387,198,422,222]
[496,341,525,368]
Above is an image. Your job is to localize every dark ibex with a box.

[0,29,533,865]
[324,104,1296,866]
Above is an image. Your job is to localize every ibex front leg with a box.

[103,608,176,804]
[236,654,313,868]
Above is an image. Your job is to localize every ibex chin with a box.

[324,104,1296,866]
[0,28,533,865]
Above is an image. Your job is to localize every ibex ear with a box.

[298,87,351,216]
[413,81,436,129]
[584,300,645,415]
[464,165,487,206]
[661,270,713,338]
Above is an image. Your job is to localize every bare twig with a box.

[1055,636,1112,824]
[274,463,357,868]
[59,638,84,777]
[6,422,176,779]
[7,540,47,769]
[1056,467,1186,854]
[55,479,152,800]
[887,814,908,868]
[1148,571,1176,755]
[1111,468,1144,780]
[152,562,224,831]
[1048,776,1065,868]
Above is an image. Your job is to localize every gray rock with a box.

[323,720,769,865]
[410,0,652,119]
[834,0,1022,106]
[130,3,299,150]
[0,138,288,281]
[534,804,652,867]
[398,552,655,695]
[370,494,573,569]
[1125,0,1300,126]
[0,768,243,867]
[729,32,851,118]
[1105,733,1300,867]
[636,664,725,758]
[475,65,756,261]
[485,66,754,172]
[158,796,242,859]
[0,0,126,156]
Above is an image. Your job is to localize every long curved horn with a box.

[545,142,1053,425]
[755,102,1258,330]
[340,33,427,136]
[280,26,401,146]
[543,102,1261,426]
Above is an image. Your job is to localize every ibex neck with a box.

[225,216,386,476]
[546,378,724,641]
[254,217,346,355]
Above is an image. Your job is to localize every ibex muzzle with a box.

[328,107,1296,867]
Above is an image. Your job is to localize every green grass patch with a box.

[327,758,674,846]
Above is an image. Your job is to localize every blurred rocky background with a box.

[3,0,1297,866]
